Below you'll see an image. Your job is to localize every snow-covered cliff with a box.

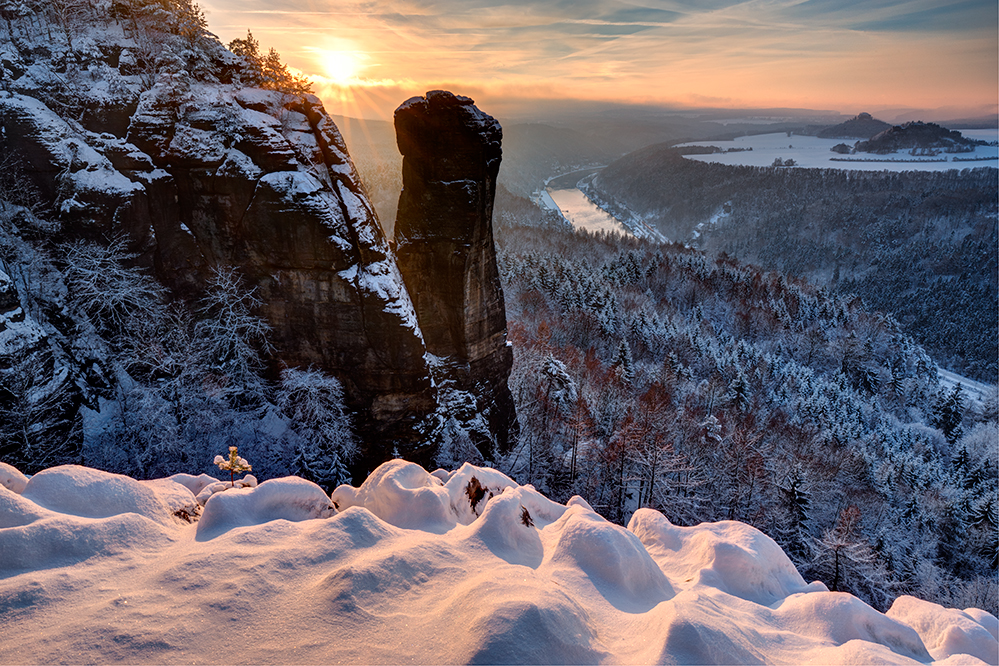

[0,3,514,466]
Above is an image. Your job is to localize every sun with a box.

[321,51,362,85]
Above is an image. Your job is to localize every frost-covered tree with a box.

[811,505,896,608]
[776,464,813,565]
[195,266,270,408]
[611,339,634,385]
[63,238,167,336]
[277,366,355,492]
[0,347,81,473]
[932,384,965,445]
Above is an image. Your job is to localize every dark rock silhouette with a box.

[817,112,890,140]
[855,121,977,154]
[394,91,517,455]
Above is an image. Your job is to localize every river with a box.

[537,169,634,237]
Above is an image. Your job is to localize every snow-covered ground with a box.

[2,460,997,665]
[677,131,999,172]
[938,369,998,409]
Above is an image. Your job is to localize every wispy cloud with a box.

[200,0,998,119]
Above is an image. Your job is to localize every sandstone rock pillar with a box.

[394,91,517,454]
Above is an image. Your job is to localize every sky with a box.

[198,0,999,121]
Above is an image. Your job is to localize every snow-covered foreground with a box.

[1,461,997,665]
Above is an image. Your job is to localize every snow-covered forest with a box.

[588,147,999,382]
[494,218,997,614]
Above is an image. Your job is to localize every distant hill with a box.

[816,112,891,139]
[856,121,980,154]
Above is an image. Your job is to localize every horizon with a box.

[197,0,999,124]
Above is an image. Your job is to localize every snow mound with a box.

[165,472,223,497]
[888,596,999,664]
[332,459,560,534]
[1,466,186,574]
[332,459,453,532]
[21,465,193,527]
[1,459,996,665]
[629,507,820,605]
[193,475,258,506]
[542,503,675,612]
[0,462,28,494]
[195,476,335,541]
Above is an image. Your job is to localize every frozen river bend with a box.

[1,460,997,665]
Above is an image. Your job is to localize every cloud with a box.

[199,0,998,120]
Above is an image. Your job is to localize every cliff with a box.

[0,12,514,471]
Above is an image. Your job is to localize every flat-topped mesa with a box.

[394,91,517,454]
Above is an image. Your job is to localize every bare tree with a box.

[0,348,80,473]
[63,237,167,335]
[195,266,270,407]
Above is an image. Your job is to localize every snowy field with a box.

[2,460,997,665]
[677,130,999,172]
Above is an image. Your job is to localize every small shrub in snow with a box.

[214,446,251,485]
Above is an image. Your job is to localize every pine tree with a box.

[727,371,750,412]
[228,29,262,86]
[227,31,312,93]
[933,384,965,445]
[777,465,812,564]
[612,339,634,385]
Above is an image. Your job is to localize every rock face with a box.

[394,91,517,454]
[2,57,517,469]
[122,83,437,464]
[1,76,438,469]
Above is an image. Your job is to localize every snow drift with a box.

[0,460,996,665]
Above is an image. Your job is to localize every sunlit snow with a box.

[1,460,996,664]
[677,131,999,173]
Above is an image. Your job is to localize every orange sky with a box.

[199,0,999,121]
